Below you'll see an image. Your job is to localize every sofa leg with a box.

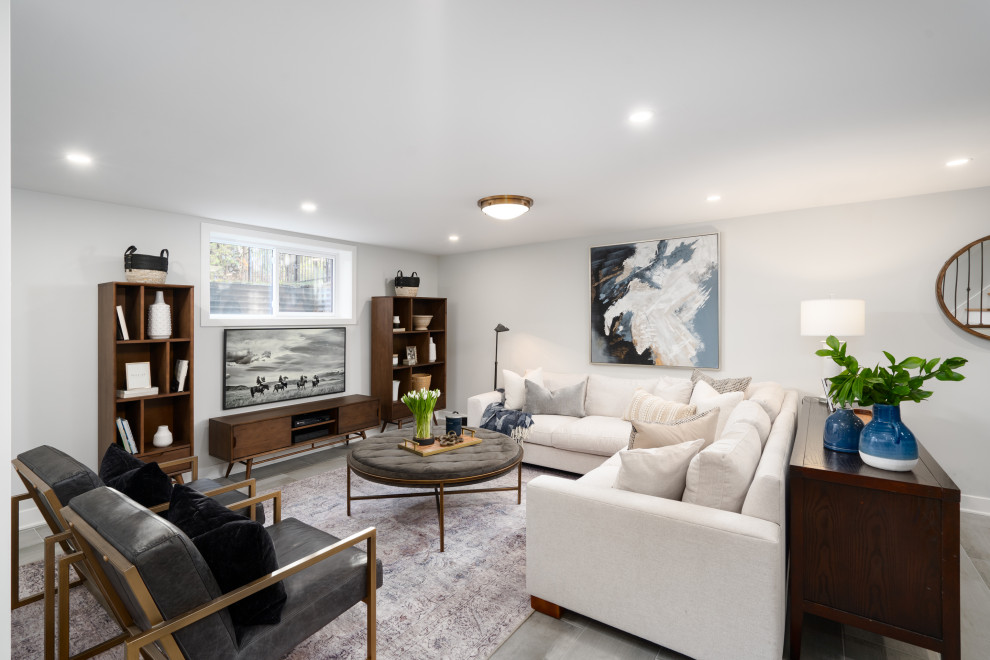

[531,596,562,619]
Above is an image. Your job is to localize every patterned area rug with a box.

[12,463,560,659]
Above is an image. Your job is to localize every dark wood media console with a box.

[789,397,960,660]
[209,394,379,479]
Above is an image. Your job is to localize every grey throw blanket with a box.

[480,402,534,442]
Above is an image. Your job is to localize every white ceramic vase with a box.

[147,291,172,339]
[153,425,173,448]
[429,338,437,362]
[392,380,400,401]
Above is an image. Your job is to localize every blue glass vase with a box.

[823,408,863,453]
[859,404,918,471]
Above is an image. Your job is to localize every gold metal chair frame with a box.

[11,455,257,660]
[62,491,378,660]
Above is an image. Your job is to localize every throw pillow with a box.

[168,484,286,626]
[167,483,248,538]
[612,439,705,499]
[503,368,543,410]
[523,379,587,417]
[691,369,752,394]
[99,443,145,482]
[628,408,719,450]
[682,421,762,513]
[192,520,287,626]
[690,380,745,438]
[103,462,173,507]
[724,400,772,447]
[624,389,697,423]
[745,382,786,422]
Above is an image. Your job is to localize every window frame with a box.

[201,223,357,326]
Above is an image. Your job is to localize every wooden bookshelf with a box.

[371,296,447,430]
[98,282,194,472]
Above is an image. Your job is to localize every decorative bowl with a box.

[412,315,432,330]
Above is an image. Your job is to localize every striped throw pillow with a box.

[691,369,752,394]
[624,389,697,424]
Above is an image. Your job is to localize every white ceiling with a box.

[12,1,990,255]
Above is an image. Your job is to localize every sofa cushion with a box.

[682,421,762,513]
[652,376,695,404]
[691,369,752,394]
[585,375,659,418]
[524,379,587,417]
[613,439,704,499]
[724,400,772,448]
[690,380,745,437]
[628,408,719,450]
[503,368,543,410]
[624,389,696,423]
[542,371,588,392]
[526,414,576,447]
[551,416,633,457]
[745,381,786,422]
[742,391,799,524]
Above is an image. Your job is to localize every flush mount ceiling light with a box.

[628,110,654,124]
[706,194,722,202]
[448,235,460,242]
[946,158,972,167]
[300,201,317,212]
[478,195,534,220]
[65,152,93,165]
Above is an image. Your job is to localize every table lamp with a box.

[801,298,866,452]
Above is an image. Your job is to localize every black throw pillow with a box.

[192,520,287,626]
[167,483,247,538]
[99,443,145,482]
[103,462,173,507]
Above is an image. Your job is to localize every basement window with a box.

[201,224,356,326]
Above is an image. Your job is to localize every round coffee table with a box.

[346,426,523,551]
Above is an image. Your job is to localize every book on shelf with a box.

[116,386,159,398]
[115,305,130,341]
[173,359,189,392]
[122,419,138,454]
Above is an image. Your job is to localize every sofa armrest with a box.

[526,475,786,660]
[467,390,501,427]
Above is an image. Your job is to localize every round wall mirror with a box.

[936,235,990,340]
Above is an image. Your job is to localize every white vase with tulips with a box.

[401,387,441,443]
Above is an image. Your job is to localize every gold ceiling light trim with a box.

[477,195,534,220]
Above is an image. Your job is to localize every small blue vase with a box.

[823,408,863,453]
[859,404,918,472]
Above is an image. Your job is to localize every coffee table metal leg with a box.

[439,482,445,552]
[517,461,522,504]
[346,465,351,516]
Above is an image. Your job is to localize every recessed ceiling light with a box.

[449,235,459,242]
[706,194,722,202]
[946,158,972,167]
[300,201,317,212]
[65,152,93,165]
[628,110,654,124]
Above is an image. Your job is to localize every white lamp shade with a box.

[800,299,865,337]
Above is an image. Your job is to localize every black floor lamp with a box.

[493,324,509,390]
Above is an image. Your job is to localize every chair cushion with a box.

[234,518,384,659]
[168,485,286,627]
[16,446,102,527]
[104,462,173,508]
[523,379,587,417]
[99,443,144,482]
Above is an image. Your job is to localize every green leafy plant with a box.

[816,335,967,408]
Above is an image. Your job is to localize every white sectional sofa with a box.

[467,371,696,474]
[525,386,800,660]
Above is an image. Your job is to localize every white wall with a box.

[438,186,990,507]
[10,189,439,517]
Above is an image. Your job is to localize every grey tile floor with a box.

[16,444,990,660]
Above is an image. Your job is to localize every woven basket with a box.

[124,246,168,284]
[394,270,419,297]
[410,373,432,391]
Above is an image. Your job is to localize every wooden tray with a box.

[398,435,482,456]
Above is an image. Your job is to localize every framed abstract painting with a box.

[590,233,719,368]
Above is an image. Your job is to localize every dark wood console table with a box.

[789,397,960,659]
[209,394,379,479]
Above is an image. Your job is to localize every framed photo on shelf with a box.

[405,346,418,366]
[124,362,152,390]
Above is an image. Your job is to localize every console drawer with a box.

[339,400,379,433]
[232,418,290,458]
